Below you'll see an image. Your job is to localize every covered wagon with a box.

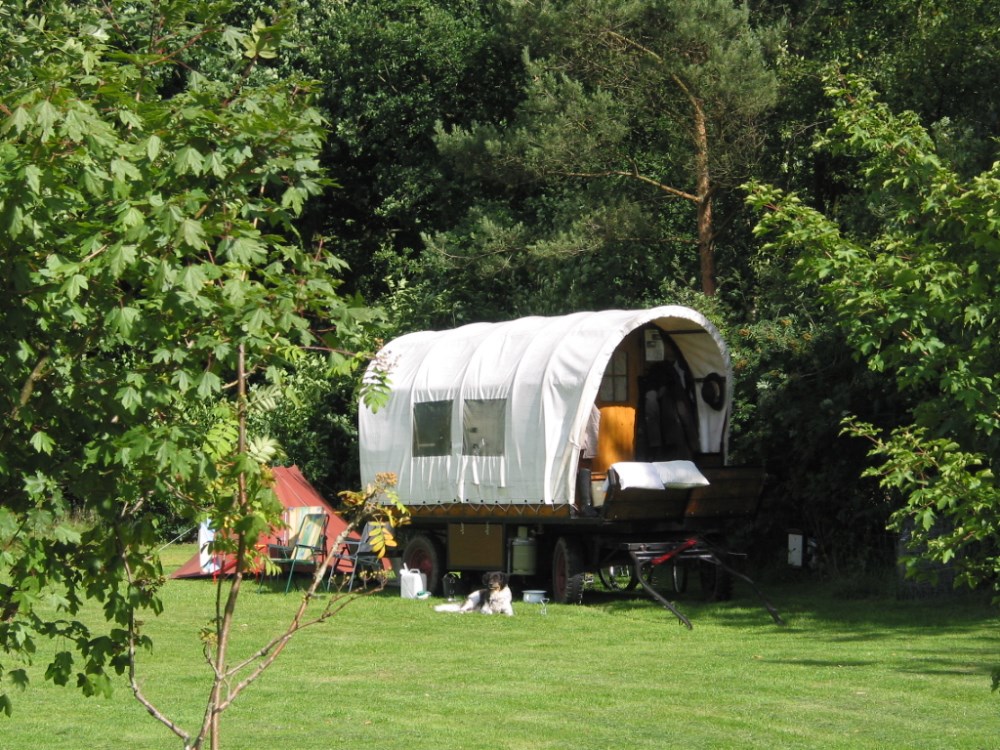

[360,306,777,624]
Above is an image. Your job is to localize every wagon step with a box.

[623,539,785,629]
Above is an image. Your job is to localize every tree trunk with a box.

[208,344,250,750]
[691,93,717,297]
[604,35,720,297]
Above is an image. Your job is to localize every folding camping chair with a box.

[263,512,328,593]
[326,522,389,592]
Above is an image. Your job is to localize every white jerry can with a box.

[400,565,428,599]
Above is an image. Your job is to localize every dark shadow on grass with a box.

[764,655,994,679]
[580,586,787,629]
[578,579,999,636]
[763,658,878,668]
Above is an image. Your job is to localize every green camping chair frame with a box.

[263,512,328,593]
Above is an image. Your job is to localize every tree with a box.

[727,0,1000,578]
[292,0,523,307]
[755,0,1000,213]
[0,1,391,744]
[433,0,782,299]
[747,71,1000,595]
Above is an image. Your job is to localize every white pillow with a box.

[653,460,710,489]
[609,462,664,491]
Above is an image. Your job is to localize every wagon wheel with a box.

[699,560,733,601]
[598,563,639,592]
[671,563,689,594]
[637,561,687,593]
[402,533,445,595]
[551,537,587,604]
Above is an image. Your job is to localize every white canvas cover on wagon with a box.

[359,306,733,506]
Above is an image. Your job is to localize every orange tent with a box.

[171,466,354,579]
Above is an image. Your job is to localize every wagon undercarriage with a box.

[398,503,784,627]
[621,538,785,628]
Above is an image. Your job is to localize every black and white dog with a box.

[434,571,514,616]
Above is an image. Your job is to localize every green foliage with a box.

[247,354,365,494]
[414,0,782,316]
[294,0,523,304]
[717,305,898,575]
[748,71,1000,593]
[770,0,1000,181]
[0,0,377,716]
[847,419,999,594]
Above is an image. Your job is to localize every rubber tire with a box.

[551,537,587,604]
[598,563,639,592]
[671,563,689,594]
[699,561,734,601]
[402,533,445,595]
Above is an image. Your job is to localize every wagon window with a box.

[462,398,506,456]
[599,350,629,403]
[412,400,452,456]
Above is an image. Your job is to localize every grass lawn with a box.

[2,543,997,750]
